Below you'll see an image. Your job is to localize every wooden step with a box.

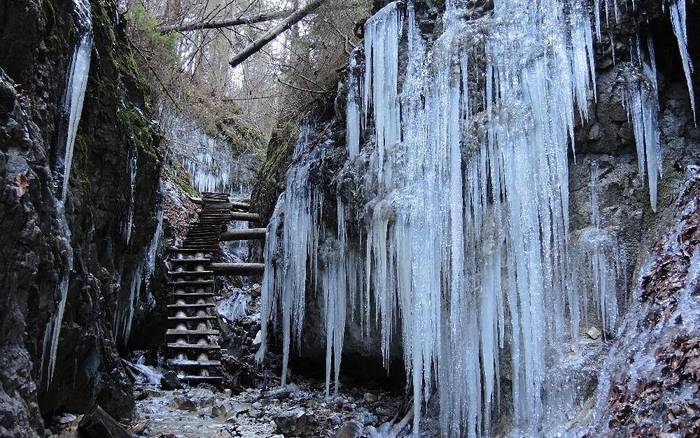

[220,228,266,241]
[166,329,219,336]
[167,342,221,350]
[230,201,251,210]
[168,248,214,255]
[169,258,211,264]
[168,270,214,276]
[211,263,265,275]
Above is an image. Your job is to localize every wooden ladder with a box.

[165,192,265,384]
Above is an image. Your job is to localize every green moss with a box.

[71,132,92,194]
[166,160,199,198]
[126,5,179,64]
[116,105,162,161]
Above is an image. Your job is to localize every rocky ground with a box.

[48,372,413,438]
[131,378,409,438]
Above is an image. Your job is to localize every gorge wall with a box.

[253,0,700,435]
[0,0,165,435]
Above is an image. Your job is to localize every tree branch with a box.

[159,8,295,33]
[228,0,327,70]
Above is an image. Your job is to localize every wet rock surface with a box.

[1,0,164,432]
[586,170,700,436]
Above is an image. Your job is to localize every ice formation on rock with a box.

[569,161,623,337]
[41,0,91,387]
[346,54,362,159]
[123,144,138,244]
[55,0,93,201]
[160,105,240,193]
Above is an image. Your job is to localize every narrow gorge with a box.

[1,0,699,437]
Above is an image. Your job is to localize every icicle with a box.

[669,0,697,125]
[623,39,662,211]
[363,2,403,184]
[143,187,164,295]
[123,145,138,245]
[346,54,362,159]
[55,0,92,201]
[320,201,348,396]
[569,161,621,337]
[39,200,74,387]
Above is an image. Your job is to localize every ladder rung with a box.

[167,303,215,310]
[168,359,221,367]
[167,329,219,336]
[168,342,221,350]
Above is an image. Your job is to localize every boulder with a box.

[160,371,181,390]
[169,396,196,412]
[274,409,317,437]
[335,421,363,438]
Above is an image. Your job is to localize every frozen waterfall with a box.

[254,0,676,435]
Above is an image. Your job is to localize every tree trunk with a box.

[228,0,327,69]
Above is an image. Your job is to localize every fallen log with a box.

[231,212,261,222]
[78,406,132,438]
[220,228,266,241]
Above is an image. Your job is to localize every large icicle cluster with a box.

[350,0,596,434]
[257,125,323,388]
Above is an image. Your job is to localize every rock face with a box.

[252,0,700,434]
[585,171,700,436]
[0,0,164,434]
